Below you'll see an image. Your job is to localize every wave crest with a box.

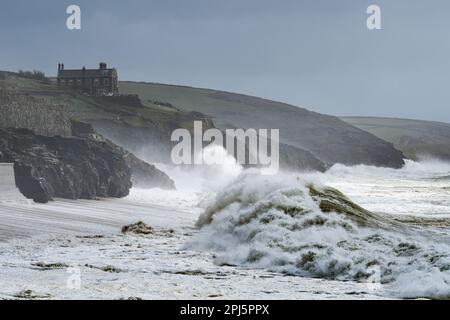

[191,171,450,298]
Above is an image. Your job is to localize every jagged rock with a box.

[71,119,175,189]
[0,128,132,203]
[121,221,153,235]
[308,185,401,229]
[13,165,53,203]
[123,152,175,189]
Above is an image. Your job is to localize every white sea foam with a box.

[1,146,449,299]
[327,159,450,180]
[318,160,450,217]
[188,164,450,298]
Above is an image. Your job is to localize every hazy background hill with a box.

[1,71,405,170]
[342,117,450,161]
[0,73,326,171]
[119,82,405,168]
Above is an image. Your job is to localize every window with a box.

[77,79,82,85]
[104,78,109,86]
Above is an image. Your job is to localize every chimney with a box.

[61,63,64,70]
[99,62,107,70]
[58,63,61,71]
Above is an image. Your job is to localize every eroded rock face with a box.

[71,120,175,190]
[307,185,399,229]
[123,152,175,189]
[0,128,132,203]
[13,164,53,203]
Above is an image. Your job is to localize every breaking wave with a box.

[327,159,450,180]
[189,170,450,299]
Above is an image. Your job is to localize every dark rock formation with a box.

[123,152,175,189]
[0,127,132,203]
[14,165,54,203]
[71,119,175,189]
[121,221,153,235]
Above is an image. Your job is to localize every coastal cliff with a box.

[0,126,174,203]
[0,127,131,203]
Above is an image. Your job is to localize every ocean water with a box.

[157,147,450,298]
[0,146,449,299]
[189,169,450,298]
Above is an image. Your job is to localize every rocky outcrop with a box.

[121,221,153,235]
[0,127,132,203]
[123,152,175,189]
[71,120,175,189]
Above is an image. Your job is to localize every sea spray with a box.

[189,170,450,298]
[327,158,450,180]
[127,145,244,209]
[322,159,450,217]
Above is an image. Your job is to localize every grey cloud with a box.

[0,0,449,122]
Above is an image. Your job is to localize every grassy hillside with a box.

[1,74,324,170]
[341,117,450,161]
[119,81,405,168]
[0,74,214,163]
[7,76,205,131]
[1,72,406,169]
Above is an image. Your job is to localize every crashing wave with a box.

[191,170,450,299]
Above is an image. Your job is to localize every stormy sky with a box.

[1,0,449,122]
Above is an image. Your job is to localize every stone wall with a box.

[0,80,71,137]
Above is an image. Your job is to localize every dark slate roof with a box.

[58,68,116,79]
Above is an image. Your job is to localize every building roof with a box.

[58,68,116,79]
